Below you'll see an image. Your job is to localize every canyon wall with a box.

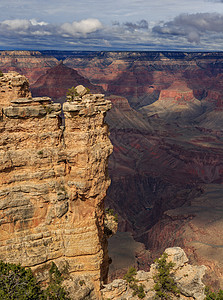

[0,51,58,84]
[0,72,112,297]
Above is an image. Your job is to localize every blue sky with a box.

[1,0,223,50]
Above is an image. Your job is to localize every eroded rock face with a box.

[140,80,203,121]
[101,247,206,300]
[0,71,31,107]
[0,73,112,297]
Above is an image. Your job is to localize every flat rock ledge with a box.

[3,97,61,118]
[101,247,207,300]
[63,93,112,117]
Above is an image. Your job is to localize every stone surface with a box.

[75,85,89,97]
[101,247,206,300]
[0,74,112,298]
[63,93,111,117]
[63,276,97,300]
[0,71,31,107]
[165,247,189,269]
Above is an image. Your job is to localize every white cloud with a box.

[2,19,30,31]
[60,19,103,36]
[31,31,52,36]
[1,18,48,33]
[30,19,48,26]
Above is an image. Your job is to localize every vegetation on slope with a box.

[153,253,180,299]
[124,266,145,299]
[0,260,70,300]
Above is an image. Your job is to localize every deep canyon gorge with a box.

[0,50,223,293]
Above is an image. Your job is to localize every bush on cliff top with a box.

[0,260,70,300]
[123,267,146,299]
[66,86,79,101]
[153,253,180,299]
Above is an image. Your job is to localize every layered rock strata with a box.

[0,73,113,297]
[0,51,58,85]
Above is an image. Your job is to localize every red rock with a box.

[0,51,58,84]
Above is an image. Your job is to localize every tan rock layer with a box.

[0,73,113,297]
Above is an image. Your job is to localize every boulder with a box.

[75,85,89,97]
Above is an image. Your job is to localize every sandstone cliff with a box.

[0,72,112,298]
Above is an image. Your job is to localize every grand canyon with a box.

[0,50,223,297]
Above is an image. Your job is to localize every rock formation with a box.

[140,80,202,121]
[102,247,207,300]
[0,72,112,298]
[0,71,31,107]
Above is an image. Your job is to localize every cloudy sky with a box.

[1,0,223,51]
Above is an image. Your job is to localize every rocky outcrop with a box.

[140,80,203,121]
[101,247,207,300]
[0,73,112,298]
[0,71,31,107]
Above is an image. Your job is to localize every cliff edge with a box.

[0,72,113,298]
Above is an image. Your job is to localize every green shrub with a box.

[44,262,69,300]
[0,260,70,300]
[153,253,180,299]
[66,87,79,101]
[0,71,3,77]
[132,283,146,299]
[123,266,137,283]
[105,208,118,222]
[0,260,43,299]
[205,286,223,300]
[124,267,145,298]
[79,280,85,286]
[44,105,53,114]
